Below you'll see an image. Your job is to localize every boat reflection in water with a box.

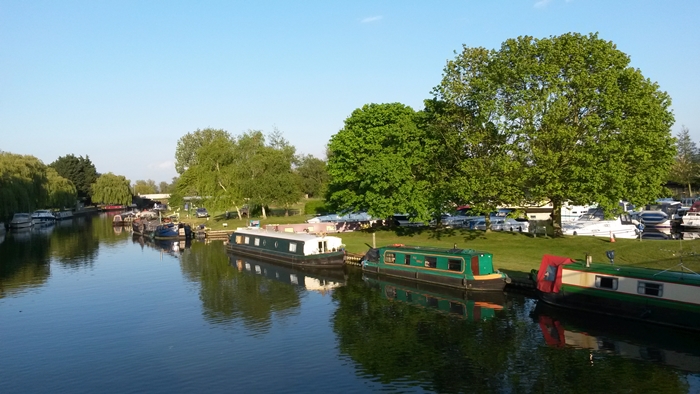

[132,234,192,257]
[362,272,506,321]
[229,254,346,294]
[534,303,700,373]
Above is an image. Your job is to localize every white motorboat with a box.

[562,210,639,239]
[681,201,700,229]
[31,210,56,225]
[54,210,73,220]
[638,200,682,228]
[10,213,33,229]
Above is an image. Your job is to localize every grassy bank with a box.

[175,210,700,276]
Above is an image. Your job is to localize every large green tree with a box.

[133,179,158,195]
[669,125,698,196]
[0,152,49,216]
[49,154,98,203]
[432,33,675,235]
[326,103,433,221]
[91,173,132,206]
[45,167,78,209]
[295,154,328,198]
[174,128,230,174]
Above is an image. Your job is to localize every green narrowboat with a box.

[535,254,700,331]
[361,244,510,291]
[226,227,346,268]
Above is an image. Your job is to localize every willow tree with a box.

[91,173,132,206]
[0,152,49,216]
[45,167,77,209]
[433,33,675,235]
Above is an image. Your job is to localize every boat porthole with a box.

[274,241,278,248]
[263,240,266,246]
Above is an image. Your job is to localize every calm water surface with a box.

[1,215,699,393]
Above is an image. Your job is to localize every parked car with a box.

[195,208,209,218]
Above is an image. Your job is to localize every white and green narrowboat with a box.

[226,227,345,268]
[361,245,510,291]
[535,254,700,331]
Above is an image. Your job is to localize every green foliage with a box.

[0,152,49,217]
[295,154,328,198]
[174,128,230,174]
[304,199,329,215]
[45,167,77,208]
[133,179,158,195]
[669,125,698,196]
[432,33,676,234]
[91,173,132,206]
[49,154,98,202]
[326,103,434,221]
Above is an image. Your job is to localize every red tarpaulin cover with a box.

[536,254,575,293]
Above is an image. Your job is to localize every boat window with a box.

[385,252,396,263]
[427,296,439,308]
[595,276,618,290]
[425,256,437,268]
[450,302,465,315]
[274,241,279,249]
[262,239,267,246]
[404,254,411,265]
[254,238,260,246]
[638,282,663,297]
[244,236,250,244]
[289,243,297,253]
[235,236,242,244]
[448,259,462,271]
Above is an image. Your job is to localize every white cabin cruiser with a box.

[31,210,56,225]
[10,213,33,229]
[638,200,682,228]
[562,210,639,239]
[682,201,700,229]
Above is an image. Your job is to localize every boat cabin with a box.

[230,227,344,256]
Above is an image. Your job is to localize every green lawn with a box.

[173,209,700,277]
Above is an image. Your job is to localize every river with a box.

[1,214,698,393]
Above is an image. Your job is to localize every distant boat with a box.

[681,201,700,229]
[102,205,126,211]
[54,210,73,220]
[226,227,346,268]
[10,213,33,229]
[31,210,56,225]
[639,200,682,228]
[562,210,639,239]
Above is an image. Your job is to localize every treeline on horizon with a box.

[3,33,700,228]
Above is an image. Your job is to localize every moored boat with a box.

[31,210,56,225]
[54,210,73,220]
[533,254,700,331]
[10,213,33,229]
[102,205,126,211]
[153,222,192,240]
[361,244,510,291]
[562,210,639,239]
[681,201,700,229]
[225,227,345,268]
[638,200,682,228]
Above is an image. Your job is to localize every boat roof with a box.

[233,227,342,242]
[566,260,700,286]
[379,244,490,256]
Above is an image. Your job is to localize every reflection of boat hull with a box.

[228,254,346,292]
[534,303,700,373]
[535,255,700,331]
[363,272,505,321]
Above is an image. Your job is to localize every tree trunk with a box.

[551,199,563,237]
[689,183,693,198]
[262,206,267,219]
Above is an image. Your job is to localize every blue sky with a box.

[2,0,699,184]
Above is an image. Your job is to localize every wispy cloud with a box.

[360,16,382,23]
[534,0,552,8]
[152,161,174,170]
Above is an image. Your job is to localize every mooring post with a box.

[372,232,376,248]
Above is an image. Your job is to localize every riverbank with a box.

[174,212,700,276]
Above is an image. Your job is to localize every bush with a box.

[304,200,329,215]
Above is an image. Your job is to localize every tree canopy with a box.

[49,154,98,203]
[91,173,132,206]
[431,33,675,234]
[133,179,158,195]
[669,126,698,196]
[326,103,434,221]
[295,154,328,198]
[174,128,230,175]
